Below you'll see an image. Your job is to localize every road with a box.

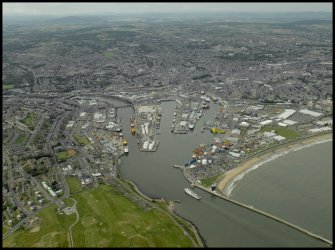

[17,165,54,202]
[26,115,45,145]
[67,198,79,247]
[4,151,30,217]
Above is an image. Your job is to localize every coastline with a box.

[116,153,206,247]
[217,132,333,196]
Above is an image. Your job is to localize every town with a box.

[3,11,332,247]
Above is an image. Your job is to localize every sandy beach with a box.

[217,132,333,195]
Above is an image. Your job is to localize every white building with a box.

[299,109,323,117]
[229,152,241,158]
[231,129,241,135]
[282,119,297,126]
[66,121,75,128]
[260,120,272,126]
[277,109,296,120]
[309,127,332,133]
[263,131,276,137]
[239,121,249,127]
[277,122,288,127]
[273,135,286,141]
[93,113,103,120]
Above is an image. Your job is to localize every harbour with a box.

[117,100,331,247]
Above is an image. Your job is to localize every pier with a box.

[194,184,333,246]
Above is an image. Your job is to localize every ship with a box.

[130,116,136,135]
[122,139,128,146]
[124,146,129,154]
[188,122,195,130]
[184,188,201,200]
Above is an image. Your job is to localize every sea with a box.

[226,140,333,241]
[116,99,331,247]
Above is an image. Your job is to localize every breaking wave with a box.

[224,138,332,197]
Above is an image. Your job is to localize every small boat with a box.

[124,147,129,154]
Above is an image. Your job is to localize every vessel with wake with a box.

[184,187,201,200]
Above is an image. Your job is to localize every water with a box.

[228,140,333,242]
[116,100,330,247]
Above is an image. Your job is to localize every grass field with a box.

[3,84,15,90]
[260,125,300,139]
[57,150,76,161]
[200,174,221,187]
[22,112,39,130]
[14,133,27,145]
[63,198,75,207]
[3,185,196,247]
[71,185,194,247]
[67,149,77,157]
[66,176,82,194]
[3,204,76,247]
[3,225,10,234]
[74,135,90,146]
[57,151,69,161]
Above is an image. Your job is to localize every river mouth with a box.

[116,100,330,247]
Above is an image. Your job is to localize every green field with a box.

[3,225,10,234]
[3,185,196,247]
[74,135,90,146]
[3,84,15,90]
[63,198,75,207]
[261,125,300,139]
[22,112,39,130]
[200,174,221,187]
[56,151,69,161]
[14,133,27,145]
[66,176,82,194]
[71,185,195,247]
[3,204,76,247]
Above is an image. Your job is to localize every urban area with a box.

[3,11,332,247]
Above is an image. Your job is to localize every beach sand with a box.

[217,133,332,194]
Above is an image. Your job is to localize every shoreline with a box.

[217,132,332,196]
[116,145,206,247]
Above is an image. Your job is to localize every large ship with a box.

[122,139,128,146]
[184,188,201,200]
[130,115,136,135]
